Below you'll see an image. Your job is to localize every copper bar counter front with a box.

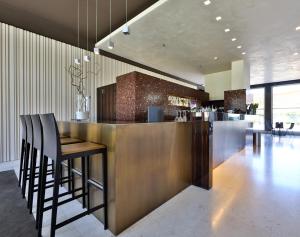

[58,121,196,235]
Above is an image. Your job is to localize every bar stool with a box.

[38,113,108,237]
[21,115,34,198]
[27,115,83,225]
[18,115,27,187]
[24,115,55,203]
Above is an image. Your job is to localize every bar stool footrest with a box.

[43,192,86,212]
[44,187,83,203]
[87,179,103,190]
[55,203,105,230]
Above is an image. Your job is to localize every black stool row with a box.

[18,113,108,237]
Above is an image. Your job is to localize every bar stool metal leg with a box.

[81,156,86,209]
[38,155,48,237]
[50,160,61,237]
[18,139,26,187]
[86,156,91,211]
[22,143,31,198]
[28,147,38,213]
[36,151,43,229]
[67,160,72,192]
[71,159,75,198]
[102,150,108,229]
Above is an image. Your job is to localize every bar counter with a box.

[58,121,194,235]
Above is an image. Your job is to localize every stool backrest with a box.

[24,115,33,144]
[40,113,61,160]
[20,115,27,140]
[31,114,43,150]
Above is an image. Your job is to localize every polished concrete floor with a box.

[2,134,300,236]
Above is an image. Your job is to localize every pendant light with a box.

[94,0,100,54]
[108,0,114,49]
[75,0,81,65]
[122,0,130,35]
[84,0,91,62]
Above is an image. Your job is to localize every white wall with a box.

[204,70,231,100]
[0,22,192,163]
[204,60,251,100]
[231,60,250,90]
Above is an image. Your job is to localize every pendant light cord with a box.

[77,0,80,48]
[126,0,128,23]
[96,0,98,43]
[110,0,112,38]
[87,0,89,51]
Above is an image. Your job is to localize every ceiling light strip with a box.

[95,0,169,47]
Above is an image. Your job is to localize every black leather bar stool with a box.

[24,115,54,205]
[21,115,34,198]
[18,115,27,187]
[38,113,108,237]
[27,115,84,225]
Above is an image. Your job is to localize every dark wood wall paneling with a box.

[97,84,116,122]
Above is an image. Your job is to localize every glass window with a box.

[272,84,300,131]
[246,88,265,129]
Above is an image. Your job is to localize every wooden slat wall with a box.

[0,22,194,163]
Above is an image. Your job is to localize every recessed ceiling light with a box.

[224,28,230,33]
[242,52,246,55]
[237,45,242,49]
[296,26,300,31]
[231,38,237,42]
[204,0,211,6]
[216,16,222,21]
[294,52,299,56]
[214,57,219,60]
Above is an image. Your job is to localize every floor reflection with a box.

[120,134,300,237]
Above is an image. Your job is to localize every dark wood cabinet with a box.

[97,84,116,122]
[192,121,212,190]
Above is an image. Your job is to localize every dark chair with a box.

[27,115,83,226]
[25,115,55,212]
[286,123,295,136]
[21,115,34,198]
[38,113,108,237]
[275,122,284,136]
[18,115,27,187]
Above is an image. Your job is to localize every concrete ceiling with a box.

[0,0,158,49]
[96,0,300,85]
